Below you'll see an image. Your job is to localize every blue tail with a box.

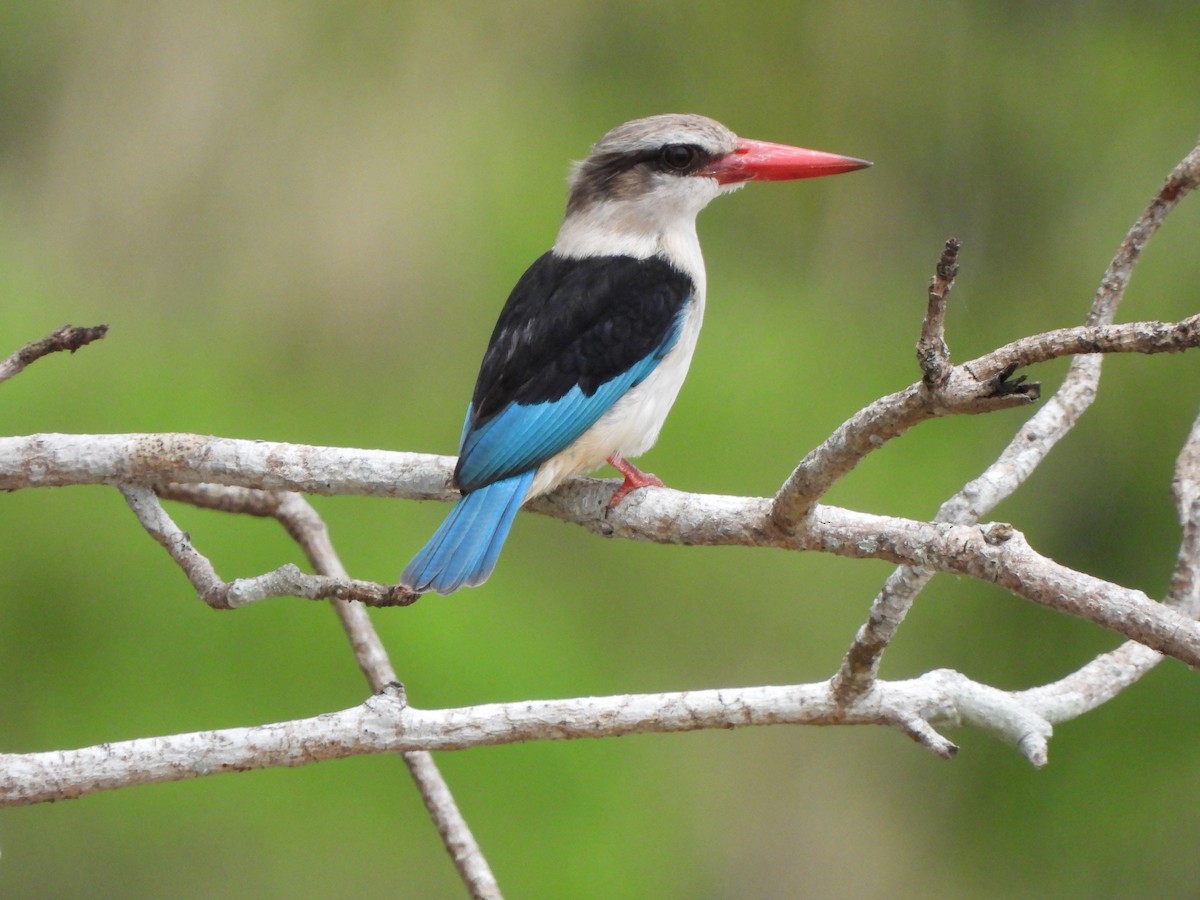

[399,470,535,595]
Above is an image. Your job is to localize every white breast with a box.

[529,184,711,499]
[528,295,703,497]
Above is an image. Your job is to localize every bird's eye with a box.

[660,144,698,171]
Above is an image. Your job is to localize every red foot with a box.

[607,455,665,508]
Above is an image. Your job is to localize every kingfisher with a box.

[401,114,869,594]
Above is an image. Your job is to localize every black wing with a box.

[470,252,695,426]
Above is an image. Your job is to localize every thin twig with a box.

[121,483,415,608]
[1168,408,1200,620]
[0,325,108,386]
[917,237,960,390]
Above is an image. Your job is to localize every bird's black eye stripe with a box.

[567,143,714,212]
[658,144,700,172]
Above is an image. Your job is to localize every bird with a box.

[400,113,870,595]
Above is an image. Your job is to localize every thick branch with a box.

[561,491,1200,671]
[0,669,1068,807]
[5,433,1200,665]
[0,433,455,496]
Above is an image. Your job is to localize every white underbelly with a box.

[529,299,703,498]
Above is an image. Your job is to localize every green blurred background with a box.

[2,2,1199,897]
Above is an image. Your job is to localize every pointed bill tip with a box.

[701,138,872,185]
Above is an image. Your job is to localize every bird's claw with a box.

[607,456,665,508]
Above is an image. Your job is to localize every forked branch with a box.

[832,137,1200,703]
[143,482,498,898]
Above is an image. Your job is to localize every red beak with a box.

[699,138,871,186]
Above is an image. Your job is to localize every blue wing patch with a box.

[456,348,667,491]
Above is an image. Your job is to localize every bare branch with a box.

[265,494,499,897]
[1016,641,1163,725]
[810,501,1200,685]
[120,484,227,603]
[917,237,960,390]
[258,491,405,684]
[0,433,454,497]
[832,562,935,705]
[0,668,1074,807]
[1088,139,1200,328]
[1168,410,1200,620]
[0,434,1195,668]
[6,310,1195,510]
[796,509,1200,669]
[154,483,499,896]
[1006,401,1200,726]
[0,325,108,386]
[769,315,1200,525]
[831,137,1200,703]
[967,316,1200,383]
[120,484,415,608]
[403,749,501,899]
[830,318,1200,702]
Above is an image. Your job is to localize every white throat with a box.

[552,176,724,297]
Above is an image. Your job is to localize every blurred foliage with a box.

[2,2,1199,897]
